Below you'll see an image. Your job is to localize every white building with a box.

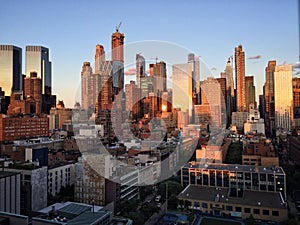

[0,171,21,214]
[48,163,75,196]
[5,166,48,213]
[274,64,293,131]
[244,104,265,134]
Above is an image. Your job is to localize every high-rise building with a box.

[136,53,145,88]
[0,45,22,95]
[172,63,193,120]
[95,44,105,73]
[274,64,293,130]
[200,77,225,128]
[245,76,256,111]
[293,77,300,127]
[223,57,235,125]
[188,54,200,104]
[152,61,167,93]
[81,62,101,112]
[26,46,51,95]
[111,27,125,63]
[7,72,42,115]
[125,80,141,119]
[24,71,42,114]
[235,45,246,112]
[264,60,276,133]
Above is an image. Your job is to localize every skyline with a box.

[0,0,299,107]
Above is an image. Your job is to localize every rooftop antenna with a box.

[116,22,122,32]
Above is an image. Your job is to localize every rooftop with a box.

[0,171,19,179]
[183,162,284,174]
[67,211,111,225]
[57,203,91,219]
[178,185,286,209]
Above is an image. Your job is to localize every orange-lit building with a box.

[0,114,49,141]
[8,72,42,115]
[111,27,124,63]
[235,45,246,112]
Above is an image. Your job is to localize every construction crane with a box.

[116,22,122,32]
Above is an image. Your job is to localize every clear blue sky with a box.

[1,0,298,107]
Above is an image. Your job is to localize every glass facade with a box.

[26,46,51,95]
[0,45,22,95]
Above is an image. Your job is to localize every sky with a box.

[0,0,299,107]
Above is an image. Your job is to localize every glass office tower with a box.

[26,46,52,95]
[0,45,22,95]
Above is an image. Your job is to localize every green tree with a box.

[247,214,255,225]
[168,194,179,210]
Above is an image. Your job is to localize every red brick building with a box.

[0,114,49,142]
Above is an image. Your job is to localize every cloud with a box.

[295,70,300,75]
[211,67,217,71]
[124,67,136,75]
[248,55,261,60]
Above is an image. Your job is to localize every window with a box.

[263,210,269,215]
[235,207,242,212]
[226,205,233,211]
[244,208,251,213]
[253,208,260,214]
[202,203,208,208]
[272,211,279,216]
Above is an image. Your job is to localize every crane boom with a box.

[116,22,122,32]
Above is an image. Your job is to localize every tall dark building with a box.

[245,76,256,111]
[152,61,167,93]
[264,60,276,134]
[0,45,22,95]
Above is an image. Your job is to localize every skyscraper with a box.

[136,53,146,89]
[26,46,52,95]
[0,45,22,95]
[274,64,293,130]
[81,62,99,111]
[111,27,124,63]
[95,44,105,73]
[224,57,234,124]
[245,76,256,111]
[265,60,276,133]
[125,80,141,119]
[234,45,246,112]
[152,61,167,93]
[172,63,193,120]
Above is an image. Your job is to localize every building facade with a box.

[26,46,51,95]
[0,171,21,214]
[0,45,22,95]
[274,64,293,131]
[0,114,49,142]
[181,162,286,199]
[234,45,246,112]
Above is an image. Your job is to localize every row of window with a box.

[198,202,280,216]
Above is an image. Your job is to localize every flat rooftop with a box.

[67,211,110,225]
[183,162,285,174]
[178,185,286,209]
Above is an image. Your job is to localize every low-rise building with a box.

[178,185,288,222]
[48,163,75,196]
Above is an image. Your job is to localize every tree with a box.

[247,214,255,225]
[168,194,179,210]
